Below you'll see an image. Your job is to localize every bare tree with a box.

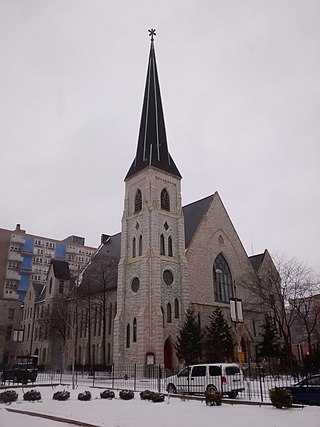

[78,252,118,367]
[242,253,320,359]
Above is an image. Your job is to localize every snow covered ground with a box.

[1,385,320,427]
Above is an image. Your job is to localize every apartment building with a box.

[0,224,97,364]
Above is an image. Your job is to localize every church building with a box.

[16,32,277,370]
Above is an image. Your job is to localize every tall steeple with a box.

[125,30,181,180]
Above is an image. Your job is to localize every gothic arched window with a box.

[126,323,130,348]
[167,302,172,323]
[161,188,170,211]
[174,298,179,318]
[160,234,165,255]
[134,189,142,213]
[168,236,173,257]
[139,235,142,256]
[133,318,137,342]
[213,253,233,303]
[132,237,136,258]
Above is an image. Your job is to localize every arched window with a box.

[167,302,172,323]
[107,342,111,364]
[134,189,142,213]
[161,307,164,327]
[92,344,95,364]
[213,253,233,303]
[160,234,165,255]
[107,343,111,364]
[139,235,142,256]
[132,237,136,258]
[133,318,137,342]
[126,323,130,348]
[161,188,170,211]
[168,236,173,257]
[174,298,179,318]
[108,303,112,335]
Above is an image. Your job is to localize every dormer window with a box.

[161,188,170,211]
[134,189,142,213]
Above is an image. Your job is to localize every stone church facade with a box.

[14,35,277,370]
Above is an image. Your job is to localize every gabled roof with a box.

[51,259,70,280]
[77,235,120,296]
[30,282,44,302]
[125,39,181,180]
[249,252,266,272]
[182,194,214,248]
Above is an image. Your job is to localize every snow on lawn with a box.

[1,385,320,427]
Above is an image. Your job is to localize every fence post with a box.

[258,366,264,403]
[158,365,161,393]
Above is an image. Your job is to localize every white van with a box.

[166,363,245,398]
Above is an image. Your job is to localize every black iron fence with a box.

[0,364,305,403]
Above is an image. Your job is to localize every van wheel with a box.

[167,384,177,394]
[228,391,238,399]
[206,385,217,392]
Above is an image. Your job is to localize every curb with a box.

[5,407,99,426]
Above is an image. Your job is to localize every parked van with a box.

[166,363,245,398]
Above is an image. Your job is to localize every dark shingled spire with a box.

[125,34,181,180]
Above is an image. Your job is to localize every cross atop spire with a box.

[125,33,181,181]
[148,28,156,42]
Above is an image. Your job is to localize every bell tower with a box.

[113,30,188,367]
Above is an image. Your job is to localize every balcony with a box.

[6,270,21,281]
[65,246,78,254]
[10,235,25,245]
[8,252,24,262]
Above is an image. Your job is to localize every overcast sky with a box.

[0,1,319,272]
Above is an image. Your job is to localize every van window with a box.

[209,366,221,376]
[177,367,191,377]
[225,366,240,375]
[191,366,206,377]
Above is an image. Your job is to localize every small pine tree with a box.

[205,308,234,362]
[175,307,203,365]
[258,317,280,359]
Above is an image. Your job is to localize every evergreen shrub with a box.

[100,390,115,399]
[119,389,134,400]
[0,390,18,403]
[23,390,41,401]
[269,387,292,408]
[78,390,91,401]
[204,389,222,406]
[52,390,70,401]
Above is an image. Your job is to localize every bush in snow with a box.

[119,389,134,400]
[100,390,115,399]
[269,387,292,409]
[140,390,155,400]
[204,389,222,406]
[53,390,70,401]
[140,390,165,403]
[23,390,41,401]
[78,390,91,401]
[0,390,18,403]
